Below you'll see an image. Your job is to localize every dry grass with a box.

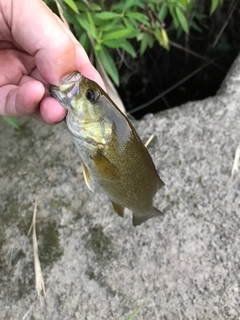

[231,143,240,176]
[28,198,46,298]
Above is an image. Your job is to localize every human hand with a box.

[0,0,105,124]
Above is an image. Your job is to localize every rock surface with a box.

[1,55,240,320]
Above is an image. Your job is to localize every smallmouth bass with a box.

[50,71,164,226]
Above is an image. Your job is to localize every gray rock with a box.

[1,54,240,320]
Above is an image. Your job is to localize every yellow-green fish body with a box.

[50,71,164,226]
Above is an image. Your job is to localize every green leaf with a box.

[154,28,170,50]
[79,32,90,52]
[3,117,20,129]
[95,46,119,86]
[95,12,121,20]
[123,17,134,29]
[126,12,150,27]
[175,7,189,33]
[123,0,136,11]
[190,20,202,33]
[158,4,168,21]
[102,39,123,48]
[126,16,137,28]
[74,1,89,11]
[76,15,97,40]
[76,16,91,33]
[63,0,79,13]
[94,16,122,31]
[89,3,101,11]
[87,11,98,40]
[169,4,179,29]
[181,0,190,5]
[102,39,137,58]
[139,32,154,55]
[210,0,219,15]
[94,43,102,51]
[119,40,137,58]
[112,2,124,12]
[103,28,137,41]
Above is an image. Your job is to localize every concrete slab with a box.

[1,54,240,319]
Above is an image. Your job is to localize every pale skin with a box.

[0,0,105,124]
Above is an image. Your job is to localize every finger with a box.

[39,96,67,125]
[55,16,106,90]
[0,80,44,117]
[1,0,76,84]
[0,49,35,86]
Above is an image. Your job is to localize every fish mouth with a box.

[49,85,63,102]
[63,70,82,83]
[49,70,83,109]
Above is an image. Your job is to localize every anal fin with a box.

[132,207,163,226]
[112,202,125,218]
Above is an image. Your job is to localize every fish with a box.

[50,71,164,226]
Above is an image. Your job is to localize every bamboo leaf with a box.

[76,16,91,32]
[102,39,136,58]
[102,39,122,48]
[95,46,119,86]
[87,11,98,40]
[123,17,134,29]
[95,12,121,20]
[139,33,154,55]
[210,0,219,15]
[63,0,79,13]
[190,20,203,33]
[103,28,137,41]
[123,0,136,11]
[126,12,150,27]
[175,7,189,33]
[181,0,189,5]
[154,28,170,50]
[79,32,90,52]
[120,40,137,58]
[158,4,168,21]
[169,4,180,29]
[76,15,97,40]
[89,3,101,11]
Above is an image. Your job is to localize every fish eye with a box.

[86,90,99,103]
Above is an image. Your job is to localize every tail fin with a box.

[132,207,163,227]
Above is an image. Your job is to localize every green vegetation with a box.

[3,117,20,129]
[3,0,226,126]
[126,303,143,319]
[45,0,224,86]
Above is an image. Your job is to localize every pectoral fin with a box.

[82,163,94,192]
[92,148,119,179]
[111,202,125,218]
[132,207,163,226]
